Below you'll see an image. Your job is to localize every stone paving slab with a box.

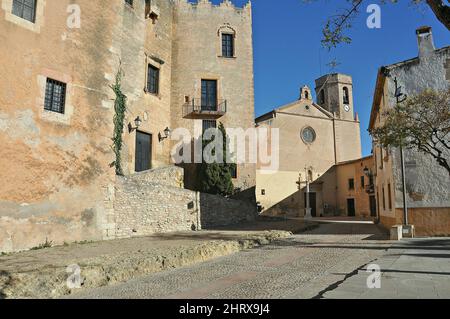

[323,237,450,299]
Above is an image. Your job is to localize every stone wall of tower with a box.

[111,0,174,174]
[0,0,122,252]
[315,74,355,121]
[170,0,256,193]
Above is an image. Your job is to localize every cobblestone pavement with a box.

[70,222,394,299]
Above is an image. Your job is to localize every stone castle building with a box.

[0,0,256,252]
[255,74,376,217]
[369,27,450,236]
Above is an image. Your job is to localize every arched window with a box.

[319,90,325,104]
[343,87,350,105]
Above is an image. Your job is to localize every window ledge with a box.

[218,56,237,59]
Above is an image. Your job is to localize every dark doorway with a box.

[135,131,152,172]
[369,196,377,217]
[347,198,356,217]
[201,79,217,111]
[304,192,317,217]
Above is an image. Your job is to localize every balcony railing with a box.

[183,98,227,119]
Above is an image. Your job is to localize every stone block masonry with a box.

[113,167,258,238]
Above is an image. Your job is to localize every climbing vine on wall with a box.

[111,65,127,176]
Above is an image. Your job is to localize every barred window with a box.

[12,0,36,23]
[222,34,234,58]
[44,78,66,114]
[147,65,159,94]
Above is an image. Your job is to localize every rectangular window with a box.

[361,176,365,189]
[201,80,217,111]
[44,78,66,114]
[229,164,237,179]
[380,147,384,169]
[12,0,37,23]
[222,34,234,58]
[147,65,159,94]
[202,120,217,134]
[125,0,133,6]
[388,183,392,210]
[348,178,355,190]
[382,186,386,211]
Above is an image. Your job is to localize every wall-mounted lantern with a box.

[128,116,142,133]
[159,127,171,142]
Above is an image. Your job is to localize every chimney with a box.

[416,26,435,58]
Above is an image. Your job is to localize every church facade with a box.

[256,73,374,217]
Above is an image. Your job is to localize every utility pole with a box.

[394,78,409,226]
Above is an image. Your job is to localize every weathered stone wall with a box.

[0,0,256,253]
[113,176,199,238]
[113,169,257,237]
[200,192,257,228]
[0,0,122,252]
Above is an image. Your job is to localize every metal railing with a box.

[183,98,227,118]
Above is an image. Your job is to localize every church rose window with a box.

[301,127,316,144]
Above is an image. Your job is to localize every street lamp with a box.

[159,127,171,142]
[128,116,142,133]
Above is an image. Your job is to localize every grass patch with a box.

[30,238,53,250]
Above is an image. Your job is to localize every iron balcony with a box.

[183,98,227,119]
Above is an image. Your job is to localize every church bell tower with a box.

[314,73,355,121]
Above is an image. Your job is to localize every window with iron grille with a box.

[44,78,66,114]
[222,34,234,58]
[12,0,37,23]
[147,65,159,94]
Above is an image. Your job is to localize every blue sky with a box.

[194,0,449,156]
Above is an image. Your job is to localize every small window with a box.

[343,87,350,105]
[361,176,365,189]
[319,90,325,104]
[348,178,355,190]
[12,0,37,23]
[125,0,133,7]
[229,164,237,179]
[44,78,67,114]
[147,65,159,94]
[222,33,234,58]
[388,183,392,210]
[261,189,266,196]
